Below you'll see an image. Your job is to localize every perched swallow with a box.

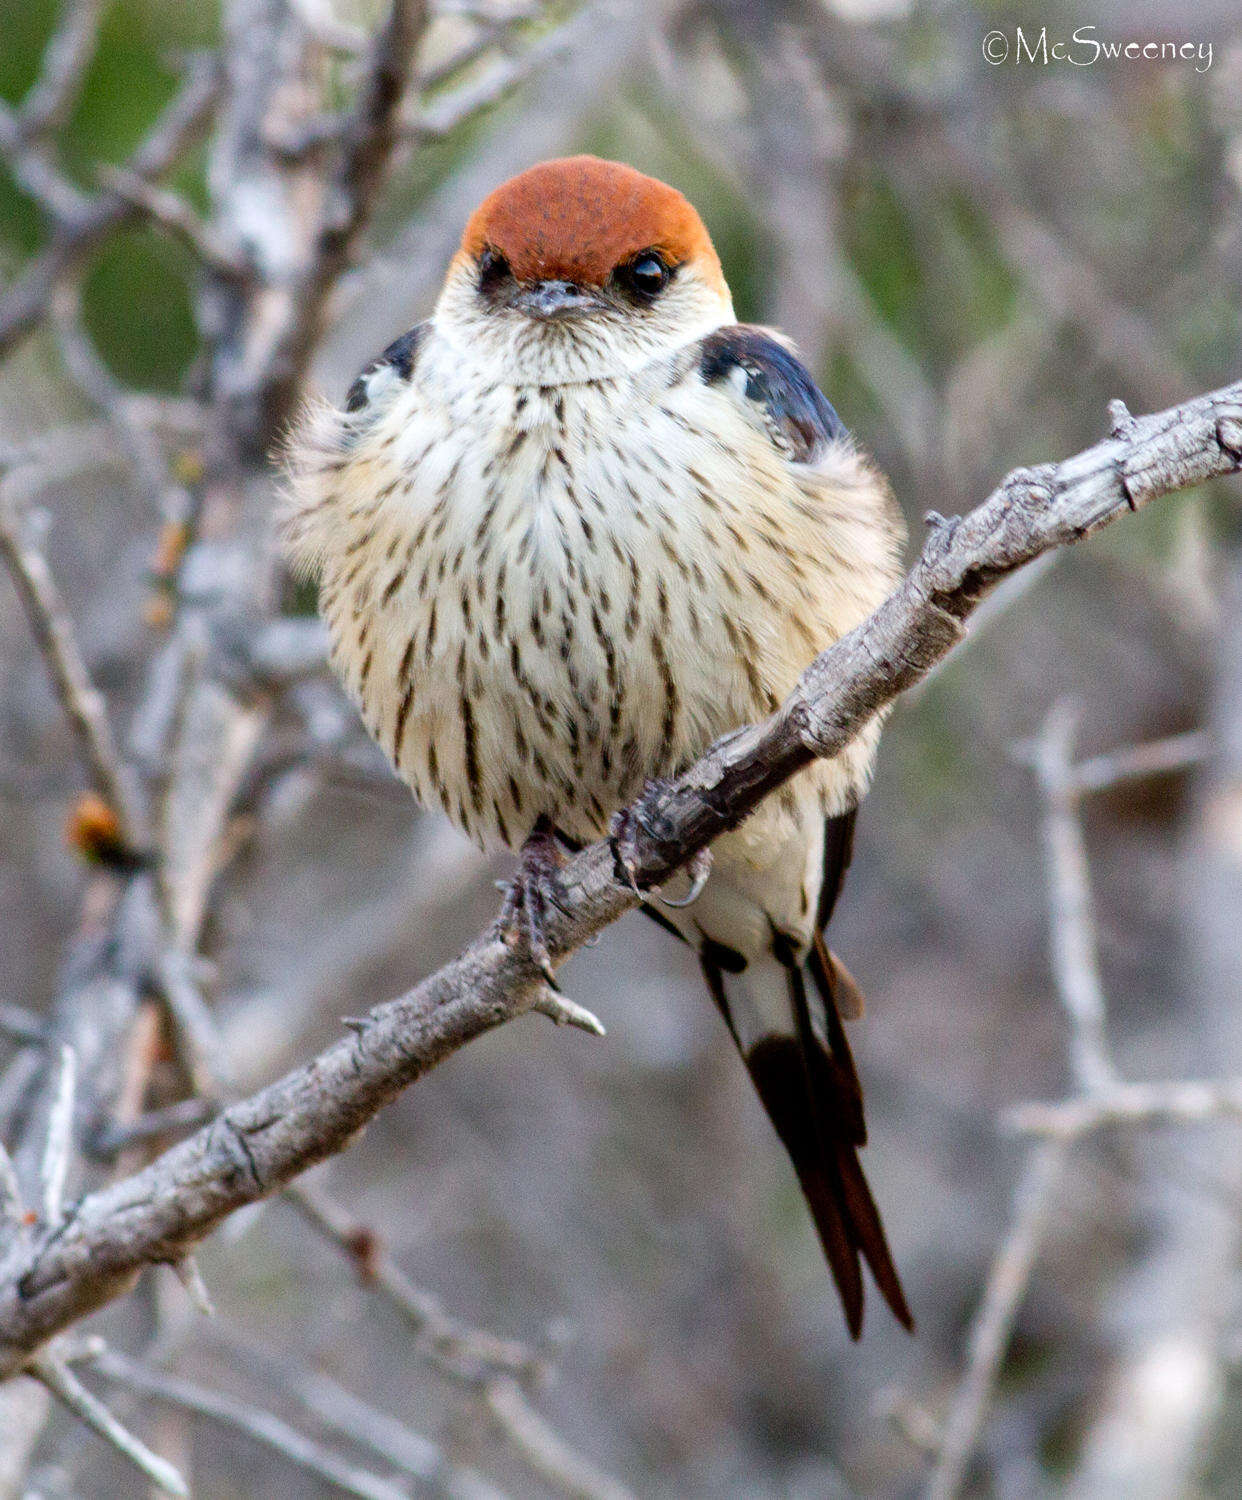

[283,156,910,1337]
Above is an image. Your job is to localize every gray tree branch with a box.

[0,374,1238,1378]
[0,55,221,360]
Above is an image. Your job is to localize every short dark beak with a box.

[511,280,599,319]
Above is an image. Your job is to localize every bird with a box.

[281,156,911,1338]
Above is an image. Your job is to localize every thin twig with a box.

[530,987,606,1036]
[289,1170,634,1497]
[32,1352,189,1498]
[0,53,220,359]
[90,1346,410,1500]
[11,0,107,141]
[271,0,431,412]
[0,1142,23,1238]
[1006,1080,1242,1141]
[96,166,249,280]
[925,695,1190,1494]
[48,278,184,524]
[169,1255,215,1318]
[0,1048,42,1140]
[285,1179,545,1384]
[909,555,1058,702]
[1029,704,1119,1096]
[40,1044,76,1230]
[483,1376,635,1500]
[211,1325,509,1500]
[89,1097,218,1159]
[925,1142,1068,1500]
[1069,730,1211,796]
[0,110,91,221]
[151,949,233,1097]
[290,0,369,54]
[412,14,590,141]
[0,450,146,852]
[278,0,560,155]
[420,3,546,92]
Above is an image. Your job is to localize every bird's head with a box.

[434,157,734,383]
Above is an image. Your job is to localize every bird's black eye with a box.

[478,246,511,290]
[616,251,671,300]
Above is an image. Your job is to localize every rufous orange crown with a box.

[460,156,724,292]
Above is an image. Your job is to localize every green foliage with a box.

[0,0,218,387]
[841,173,925,346]
[81,226,199,390]
[0,0,58,103]
[841,167,1018,375]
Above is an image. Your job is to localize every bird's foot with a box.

[497,816,571,981]
[659,847,713,907]
[610,781,712,908]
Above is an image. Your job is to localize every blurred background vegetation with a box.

[2,0,1242,1496]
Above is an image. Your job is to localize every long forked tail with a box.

[700,930,912,1339]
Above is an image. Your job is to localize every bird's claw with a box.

[609,807,646,901]
[610,781,711,908]
[656,846,712,908]
[609,790,665,902]
[497,818,569,981]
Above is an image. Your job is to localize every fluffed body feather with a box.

[281,156,910,1336]
[284,326,899,863]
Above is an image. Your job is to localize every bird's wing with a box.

[695,323,847,465]
[344,322,429,416]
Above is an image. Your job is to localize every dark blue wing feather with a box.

[698,325,846,463]
[345,323,428,414]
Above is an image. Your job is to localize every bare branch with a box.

[89,1098,218,1160]
[289,0,370,54]
[925,1141,1068,1500]
[48,279,187,528]
[274,0,568,158]
[483,1377,635,1500]
[1069,730,1212,796]
[0,53,220,359]
[0,1049,42,1142]
[31,1352,189,1498]
[412,13,591,142]
[908,554,1058,702]
[924,704,1215,1494]
[169,1255,215,1318]
[0,376,1237,1378]
[271,0,431,410]
[419,4,547,93]
[151,949,233,1098]
[286,1180,544,1384]
[0,113,91,221]
[95,166,250,281]
[0,1006,47,1047]
[287,1181,632,1498]
[11,0,107,141]
[0,1143,23,1240]
[39,1045,76,1230]
[90,1346,411,1500]
[1025,704,1119,1096]
[0,481,145,851]
[1007,1079,1242,1141]
[210,1326,509,1500]
[530,986,606,1036]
